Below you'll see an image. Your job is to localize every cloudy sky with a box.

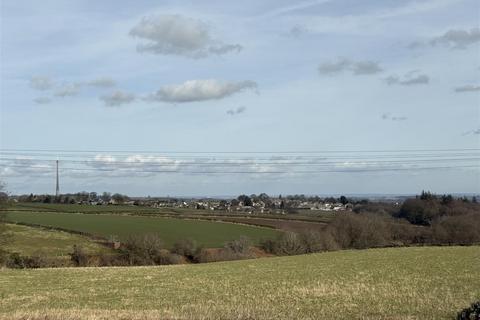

[0,0,479,196]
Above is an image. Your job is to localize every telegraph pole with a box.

[55,159,60,197]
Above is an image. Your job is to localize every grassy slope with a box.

[5,212,280,247]
[4,224,107,257]
[1,246,479,319]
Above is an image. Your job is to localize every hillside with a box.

[1,246,479,319]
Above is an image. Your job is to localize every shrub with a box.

[299,230,339,253]
[5,251,59,269]
[120,233,165,265]
[433,214,480,245]
[457,301,480,320]
[398,198,440,225]
[224,236,251,255]
[261,232,307,256]
[172,239,202,261]
[327,213,393,249]
[195,248,244,263]
[69,245,90,267]
[195,248,220,263]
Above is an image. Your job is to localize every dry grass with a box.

[0,246,479,319]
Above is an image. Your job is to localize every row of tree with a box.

[16,192,130,204]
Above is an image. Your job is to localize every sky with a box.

[0,0,479,196]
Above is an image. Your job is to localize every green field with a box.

[5,212,281,247]
[4,224,108,257]
[0,246,478,319]
[5,202,334,223]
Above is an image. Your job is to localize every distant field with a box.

[0,246,478,319]
[4,224,107,258]
[5,212,281,247]
[4,202,333,233]
[5,202,334,222]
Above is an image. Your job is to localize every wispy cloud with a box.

[318,58,383,76]
[227,106,247,116]
[33,97,52,104]
[259,0,332,19]
[145,79,258,103]
[54,83,82,97]
[130,15,242,59]
[454,85,480,93]
[431,27,480,49]
[100,91,135,106]
[86,77,116,88]
[385,70,430,86]
[29,76,54,91]
[462,128,480,136]
[381,113,407,121]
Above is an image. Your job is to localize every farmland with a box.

[4,224,108,258]
[6,202,334,222]
[5,211,281,247]
[1,246,478,319]
[4,202,333,232]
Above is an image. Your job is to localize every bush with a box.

[6,251,61,269]
[69,245,90,267]
[457,301,480,320]
[433,214,480,245]
[261,232,307,256]
[172,239,202,262]
[299,230,339,253]
[120,233,165,265]
[224,236,251,255]
[327,213,393,249]
[195,237,254,263]
[398,198,439,225]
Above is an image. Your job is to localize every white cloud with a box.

[431,27,480,49]
[385,70,430,86]
[145,79,258,103]
[129,15,242,58]
[318,58,383,76]
[29,76,54,90]
[100,91,135,106]
[54,83,82,97]
[87,77,116,88]
[454,85,480,93]
[33,97,52,104]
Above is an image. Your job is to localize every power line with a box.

[1,147,479,154]
[0,157,478,167]
[1,151,479,161]
[1,163,478,174]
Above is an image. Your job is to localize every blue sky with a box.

[0,0,479,196]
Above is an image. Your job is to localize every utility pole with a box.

[55,159,60,197]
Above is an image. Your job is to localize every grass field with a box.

[0,246,478,319]
[5,212,281,247]
[4,224,108,257]
[5,202,335,223]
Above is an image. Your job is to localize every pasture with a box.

[3,224,107,258]
[0,246,478,319]
[6,202,334,222]
[5,211,281,247]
